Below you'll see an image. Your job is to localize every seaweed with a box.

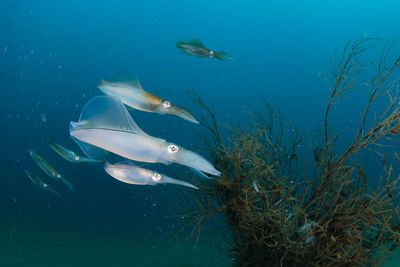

[182,39,400,266]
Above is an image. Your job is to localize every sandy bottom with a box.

[0,223,232,266]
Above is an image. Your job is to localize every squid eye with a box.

[151,172,162,182]
[162,100,171,108]
[74,155,80,161]
[56,174,61,178]
[43,184,48,188]
[209,50,214,55]
[167,144,178,154]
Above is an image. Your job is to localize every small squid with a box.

[69,95,221,176]
[24,169,61,197]
[176,39,233,61]
[48,142,99,163]
[104,161,198,189]
[98,72,198,124]
[28,150,75,192]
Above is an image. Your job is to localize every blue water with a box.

[1,1,400,265]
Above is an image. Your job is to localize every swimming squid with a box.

[104,161,198,189]
[176,39,233,61]
[24,169,61,197]
[48,142,99,163]
[69,95,221,176]
[98,72,199,124]
[28,150,75,192]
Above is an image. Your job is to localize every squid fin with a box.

[110,71,144,91]
[73,95,147,136]
[187,39,206,48]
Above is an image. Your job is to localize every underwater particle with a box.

[40,113,47,122]
[58,65,62,69]
[253,181,260,192]
[82,93,86,98]
[3,46,8,53]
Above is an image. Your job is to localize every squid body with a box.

[104,161,198,189]
[28,150,75,192]
[48,142,99,163]
[69,96,221,176]
[98,72,198,124]
[24,169,61,197]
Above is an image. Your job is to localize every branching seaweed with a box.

[180,39,400,266]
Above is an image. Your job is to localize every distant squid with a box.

[24,169,61,197]
[69,96,221,176]
[48,142,99,163]
[104,161,198,189]
[28,150,75,192]
[98,72,198,124]
[176,39,233,61]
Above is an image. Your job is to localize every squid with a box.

[24,169,61,197]
[104,161,198,189]
[28,150,75,192]
[98,72,198,124]
[48,142,99,163]
[69,95,221,176]
[176,39,233,61]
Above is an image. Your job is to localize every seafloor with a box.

[2,221,400,266]
[0,222,232,266]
